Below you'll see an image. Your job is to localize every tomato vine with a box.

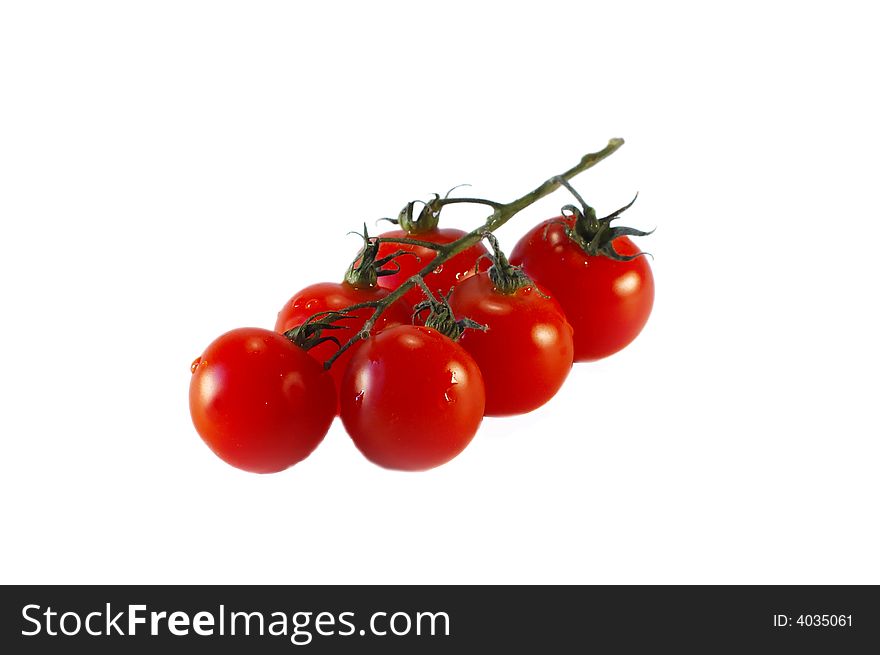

[312,137,626,368]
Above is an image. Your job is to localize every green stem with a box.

[374,237,449,252]
[437,197,504,211]
[323,138,624,369]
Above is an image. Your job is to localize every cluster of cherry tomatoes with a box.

[189,177,654,474]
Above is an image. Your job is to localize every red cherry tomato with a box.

[275,282,411,410]
[448,273,574,416]
[510,217,654,361]
[189,328,336,473]
[375,228,489,306]
[339,325,485,471]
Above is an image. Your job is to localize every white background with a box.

[2,1,878,584]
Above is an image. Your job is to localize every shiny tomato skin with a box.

[189,328,336,474]
[275,282,411,409]
[510,217,654,361]
[448,273,574,416]
[339,325,485,471]
[375,228,490,306]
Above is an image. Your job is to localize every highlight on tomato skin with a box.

[338,325,486,472]
[189,327,337,474]
[510,217,654,362]
[448,272,574,416]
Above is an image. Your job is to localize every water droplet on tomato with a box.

[190,357,202,374]
[354,391,365,406]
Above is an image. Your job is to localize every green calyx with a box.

[552,177,652,261]
[344,224,416,288]
[385,185,476,234]
[482,233,537,295]
[381,195,442,234]
[411,279,487,342]
[284,311,356,351]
